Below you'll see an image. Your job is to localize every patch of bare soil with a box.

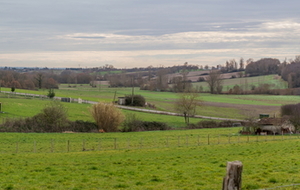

[203,101,280,118]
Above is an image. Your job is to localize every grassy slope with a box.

[193,74,288,91]
[1,130,300,189]
[0,74,298,124]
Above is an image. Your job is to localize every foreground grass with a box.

[1,130,300,189]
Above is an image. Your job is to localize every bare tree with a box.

[206,70,223,94]
[174,92,202,125]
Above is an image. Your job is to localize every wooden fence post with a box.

[51,139,54,153]
[222,161,243,190]
[98,139,101,151]
[82,139,86,151]
[166,137,169,147]
[186,135,188,146]
[208,134,210,145]
[67,140,70,152]
[33,141,36,153]
[16,142,19,153]
[127,138,130,149]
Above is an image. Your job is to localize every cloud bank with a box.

[1,1,300,68]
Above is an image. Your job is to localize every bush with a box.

[121,113,170,132]
[0,101,70,132]
[124,95,146,107]
[90,102,125,132]
[47,89,55,99]
[187,120,235,129]
[67,120,98,132]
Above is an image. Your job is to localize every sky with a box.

[1,0,300,68]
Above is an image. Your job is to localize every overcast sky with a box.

[1,0,300,68]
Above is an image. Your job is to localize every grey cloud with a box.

[1,0,300,67]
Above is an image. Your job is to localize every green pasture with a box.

[0,95,206,127]
[1,79,300,122]
[1,130,300,189]
[0,96,93,122]
[194,74,288,92]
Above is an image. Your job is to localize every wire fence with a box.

[1,133,299,154]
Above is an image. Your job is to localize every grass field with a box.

[1,130,300,189]
[193,74,288,92]
[2,85,299,121]
[0,95,205,127]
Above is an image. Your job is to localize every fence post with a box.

[218,135,220,144]
[127,138,130,149]
[186,135,188,146]
[208,134,210,145]
[67,140,70,152]
[228,135,231,144]
[114,138,117,149]
[166,137,169,147]
[82,139,86,151]
[222,161,243,190]
[247,135,249,143]
[197,135,200,146]
[178,136,180,147]
[33,141,36,153]
[16,142,19,153]
[51,139,54,153]
[98,139,101,151]
[140,138,143,149]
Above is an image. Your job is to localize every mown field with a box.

[1,130,300,190]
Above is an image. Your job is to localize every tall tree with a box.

[174,92,202,125]
[35,73,43,89]
[206,70,223,94]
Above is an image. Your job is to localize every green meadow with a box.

[1,74,298,122]
[194,74,288,92]
[1,130,300,189]
[0,75,300,189]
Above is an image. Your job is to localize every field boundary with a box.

[1,133,298,154]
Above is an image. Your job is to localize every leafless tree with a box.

[206,70,223,94]
[174,92,202,125]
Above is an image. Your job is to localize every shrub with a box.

[67,120,98,132]
[187,120,235,129]
[124,95,146,107]
[90,102,125,132]
[0,101,69,132]
[121,113,170,132]
[36,101,68,132]
[47,89,55,99]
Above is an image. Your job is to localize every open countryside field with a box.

[0,96,205,127]
[1,75,299,121]
[1,130,300,189]
[193,74,288,92]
